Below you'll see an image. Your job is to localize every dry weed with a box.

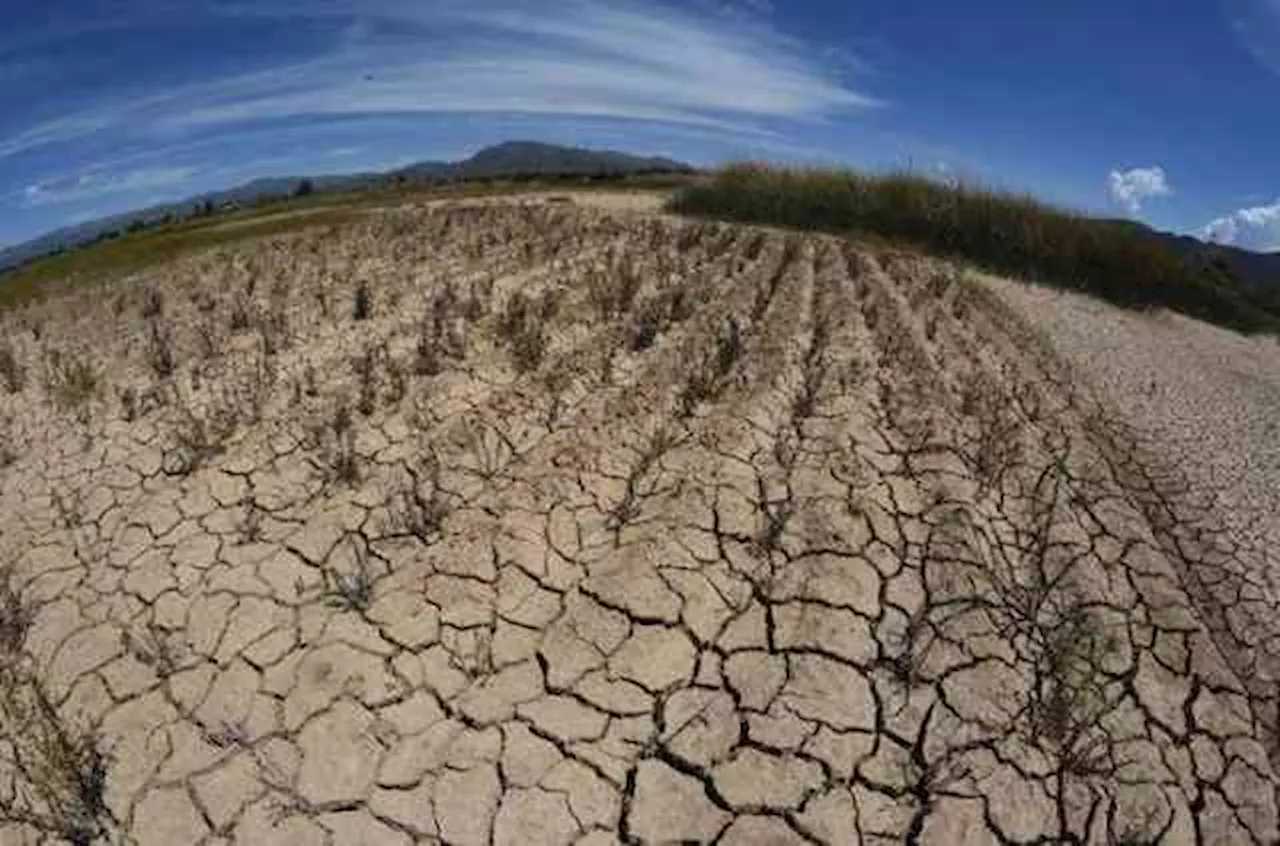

[0,342,26,394]
[0,566,31,660]
[145,317,178,379]
[498,291,550,374]
[321,534,377,612]
[41,348,97,412]
[0,667,112,845]
[388,457,450,544]
[167,389,238,475]
[308,401,360,487]
[352,280,372,321]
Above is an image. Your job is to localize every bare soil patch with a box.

[0,202,1273,844]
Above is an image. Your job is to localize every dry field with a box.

[0,197,1276,845]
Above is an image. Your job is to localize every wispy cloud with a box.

[1199,199,1280,251]
[0,0,877,164]
[1228,0,1280,77]
[20,167,195,207]
[1106,165,1171,214]
[0,111,119,161]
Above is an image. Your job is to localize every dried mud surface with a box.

[0,200,1275,844]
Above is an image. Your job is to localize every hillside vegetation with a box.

[672,163,1280,333]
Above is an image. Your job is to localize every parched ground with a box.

[0,199,1276,845]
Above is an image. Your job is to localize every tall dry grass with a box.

[671,164,1279,333]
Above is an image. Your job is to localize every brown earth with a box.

[0,197,1275,844]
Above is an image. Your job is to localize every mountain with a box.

[0,142,694,272]
[452,140,690,178]
[1070,216,1280,311]
[1099,221,1280,310]
[1160,233,1280,304]
[0,172,381,272]
[393,141,690,182]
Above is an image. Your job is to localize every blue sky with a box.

[3,0,1280,250]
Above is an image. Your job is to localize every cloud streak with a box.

[1199,199,1280,251]
[0,0,877,167]
[1228,0,1280,78]
[1106,165,1171,214]
[20,166,195,207]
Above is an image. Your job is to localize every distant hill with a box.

[429,140,689,180]
[1158,232,1280,307]
[0,141,694,272]
[1020,214,1280,312]
[1099,217,1280,311]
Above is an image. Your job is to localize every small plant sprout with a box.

[388,456,450,544]
[322,534,378,612]
[352,280,372,321]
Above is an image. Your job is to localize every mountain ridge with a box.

[6,143,1280,306]
[0,141,694,272]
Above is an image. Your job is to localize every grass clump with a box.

[308,402,360,487]
[145,317,178,379]
[0,342,25,395]
[321,535,378,612]
[41,349,98,411]
[0,565,31,658]
[388,456,450,544]
[352,280,372,321]
[677,316,743,417]
[166,389,239,475]
[497,291,552,373]
[0,667,112,845]
[671,164,1280,334]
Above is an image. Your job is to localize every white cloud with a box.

[1106,165,1172,214]
[20,167,195,206]
[0,0,877,162]
[1198,199,1280,252]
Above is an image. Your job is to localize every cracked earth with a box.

[1,198,1278,844]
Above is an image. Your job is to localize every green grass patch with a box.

[670,164,1280,334]
[0,173,692,311]
[0,206,368,310]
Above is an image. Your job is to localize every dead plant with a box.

[0,415,16,468]
[321,534,377,612]
[498,290,548,374]
[167,390,238,475]
[0,667,112,845]
[387,456,450,544]
[606,427,679,538]
[308,402,360,487]
[352,280,372,321]
[353,344,380,416]
[0,341,26,394]
[41,348,98,412]
[228,293,252,333]
[678,316,743,417]
[793,317,830,422]
[256,306,290,357]
[237,499,264,545]
[140,287,164,319]
[0,566,32,660]
[123,624,184,678]
[145,316,178,379]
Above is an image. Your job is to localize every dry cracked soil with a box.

[0,196,1277,845]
